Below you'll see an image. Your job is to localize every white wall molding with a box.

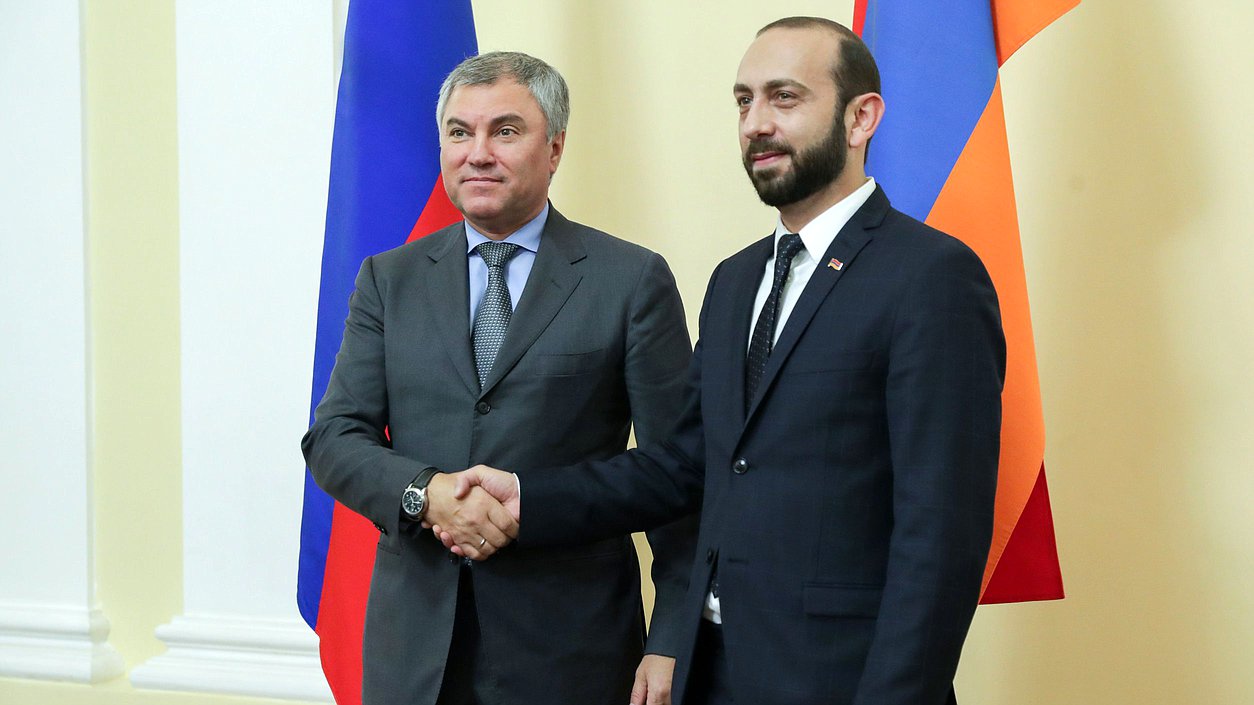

[0,2,121,687]
[130,615,331,702]
[131,1,335,701]
[0,603,123,683]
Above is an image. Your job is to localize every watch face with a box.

[402,487,425,517]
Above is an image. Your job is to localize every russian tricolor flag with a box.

[855,0,1075,603]
[297,3,476,702]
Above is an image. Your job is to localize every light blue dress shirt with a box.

[465,204,548,326]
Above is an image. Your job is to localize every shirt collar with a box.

[772,177,876,261]
[465,202,549,254]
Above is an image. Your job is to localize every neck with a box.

[468,218,524,241]
[777,169,868,233]
[467,201,547,241]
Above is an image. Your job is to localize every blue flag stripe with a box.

[298,1,477,630]
[861,0,999,221]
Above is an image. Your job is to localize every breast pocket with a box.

[533,348,606,377]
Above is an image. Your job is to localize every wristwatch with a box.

[401,467,439,521]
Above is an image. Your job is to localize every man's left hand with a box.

[630,653,676,705]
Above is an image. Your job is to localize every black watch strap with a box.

[411,466,439,489]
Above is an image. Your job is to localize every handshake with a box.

[421,466,521,560]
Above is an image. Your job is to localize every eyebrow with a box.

[733,78,810,95]
[488,113,527,129]
[443,113,529,130]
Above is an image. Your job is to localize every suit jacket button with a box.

[475,401,491,415]
[705,548,715,564]
[732,458,749,474]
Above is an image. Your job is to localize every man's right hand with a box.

[423,473,517,560]
[430,465,521,557]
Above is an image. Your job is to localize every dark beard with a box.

[743,119,846,208]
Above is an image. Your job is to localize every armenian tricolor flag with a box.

[297,3,477,702]
[855,0,1075,603]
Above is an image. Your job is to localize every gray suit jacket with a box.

[303,207,697,705]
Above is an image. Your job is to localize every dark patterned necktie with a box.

[472,242,521,387]
[745,233,804,411]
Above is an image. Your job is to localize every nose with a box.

[741,100,776,142]
[467,134,494,167]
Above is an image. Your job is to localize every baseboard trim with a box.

[130,613,332,702]
[0,602,124,683]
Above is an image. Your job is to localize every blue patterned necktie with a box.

[472,242,521,388]
[744,233,804,411]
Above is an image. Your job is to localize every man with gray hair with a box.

[304,51,697,705]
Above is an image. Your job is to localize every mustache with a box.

[744,140,793,158]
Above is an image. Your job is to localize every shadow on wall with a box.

[960,2,1239,703]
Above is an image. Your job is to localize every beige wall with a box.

[5,0,1253,703]
[83,0,183,678]
[961,1,1254,702]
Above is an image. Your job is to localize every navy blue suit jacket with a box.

[519,187,1006,705]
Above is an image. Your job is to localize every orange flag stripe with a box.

[992,0,1081,66]
[926,79,1047,595]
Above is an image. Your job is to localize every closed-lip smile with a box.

[751,151,786,167]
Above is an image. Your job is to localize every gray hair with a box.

[435,51,570,142]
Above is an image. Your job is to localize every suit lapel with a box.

[723,236,774,422]
[423,224,479,396]
[478,207,585,399]
[744,187,889,423]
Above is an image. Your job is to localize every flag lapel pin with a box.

[828,257,844,271]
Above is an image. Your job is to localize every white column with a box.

[0,1,123,683]
[128,1,335,700]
